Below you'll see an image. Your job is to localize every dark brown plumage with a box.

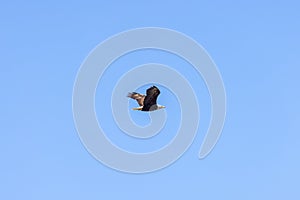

[127,86,165,111]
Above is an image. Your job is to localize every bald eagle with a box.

[127,86,165,111]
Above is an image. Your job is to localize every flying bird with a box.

[127,86,165,111]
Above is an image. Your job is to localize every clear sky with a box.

[1,0,299,199]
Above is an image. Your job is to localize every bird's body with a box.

[127,86,165,111]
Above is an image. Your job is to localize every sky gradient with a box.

[1,1,299,199]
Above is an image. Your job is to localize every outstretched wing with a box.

[127,92,145,106]
[142,86,160,111]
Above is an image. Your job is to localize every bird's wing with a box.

[127,92,145,106]
[142,86,160,111]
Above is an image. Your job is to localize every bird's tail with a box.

[127,92,133,98]
[127,92,138,98]
[132,106,143,111]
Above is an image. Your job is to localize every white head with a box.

[157,105,166,110]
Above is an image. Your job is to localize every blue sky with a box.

[1,1,300,199]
